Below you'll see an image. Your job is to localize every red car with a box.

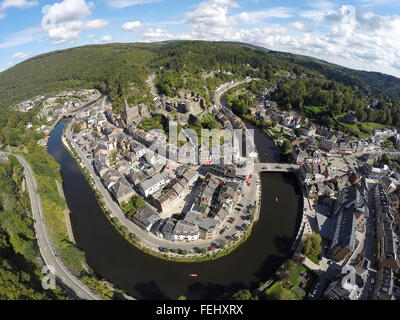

[209,246,216,251]
[227,219,233,224]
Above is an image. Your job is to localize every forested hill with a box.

[0,40,399,111]
[268,50,400,99]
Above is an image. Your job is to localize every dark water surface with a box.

[47,120,302,299]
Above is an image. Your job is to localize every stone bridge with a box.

[254,163,300,173]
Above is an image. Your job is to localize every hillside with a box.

[267,50,400,99]
[0,40,399,123]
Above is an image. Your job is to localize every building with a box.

[94,153,109,176]
[122,99,150,126]
[315,212,335,241]
[159,218,176,240]
[111,180,135,205]
[331,207,357,261]
[206,164,236,178]
[381,177,397,194]
[183,212,219,240]
[302,125,316,137]
[299,163,313,184]
[132,206,159,231]
[93,143,109,157]
[323,266,367,300]
[332,186,370,232]
[343,111,358,124]
[379,267,396,300]
[139,172,171,197]
[152,189,178,212]
[292,148,308,165]
[318,138,335,152]
[173,220,199,241]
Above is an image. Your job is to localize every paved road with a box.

[2,152,100,300]
[213,78,258,110]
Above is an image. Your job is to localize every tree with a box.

[265,287,296,300]
[73,123,81,133]
[295,128,303,137]
[129,233,136,241]
[200,248,207,254]
[302,233,322,257]
[278,271,291,284]
[281,139,293,155]
[231,289,257,300]
[292,254,305,265]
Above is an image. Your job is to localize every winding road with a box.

[1,151,100,300]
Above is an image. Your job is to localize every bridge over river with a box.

[254,163,300,173]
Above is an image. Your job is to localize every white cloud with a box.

[142,28,173,41]
[85,18,109,29]
[108,0,161,9]
[289,21,308,32]
[12,52,28,60]
[1,0,38,10]
[41,0,92,44]
[0,0,38,19]
[357,0,400,8]
[299,0,336,21]
[122,21,141,31]
[0,26,44,49]
[184,0,239,28]
[95,35,112,43]
[177,1,400,77]
[231,7,294,24]
[183,0,294,42]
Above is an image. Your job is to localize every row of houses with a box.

[374,184,399,300]
[151,169,199,212]
[315,180,370,262]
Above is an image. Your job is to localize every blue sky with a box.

[1,0,400,78]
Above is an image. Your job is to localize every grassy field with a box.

[359,122,385,135]
[265,281,300,300]
[306,254,320,265]
[337,121,370,139]
[303,105,326,114]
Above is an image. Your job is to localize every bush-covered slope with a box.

[0,40,399,112]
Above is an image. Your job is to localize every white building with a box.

[139,172,170,197]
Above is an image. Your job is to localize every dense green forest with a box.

[0,155,70,299]
[268,50,400,99]
[1,41,399,129]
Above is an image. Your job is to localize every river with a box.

[47,120,302,300]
